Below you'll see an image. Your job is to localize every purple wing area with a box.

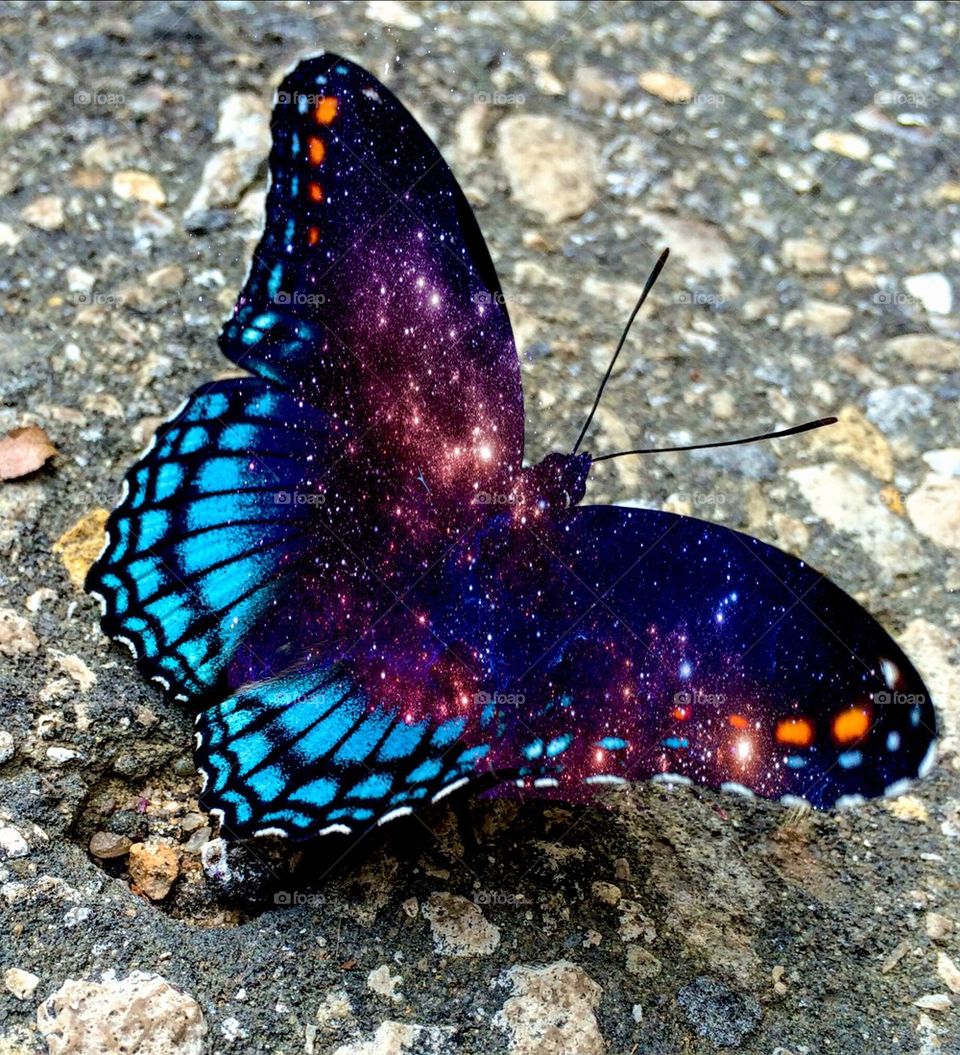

[218,53,523,548]
[429,505,937,809]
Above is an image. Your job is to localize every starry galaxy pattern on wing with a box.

[88,53,937,841]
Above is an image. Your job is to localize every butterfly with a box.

[87,53,937,841]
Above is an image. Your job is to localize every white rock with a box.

[922,449,960,477]
[183,93,270,228]
[46,747,80,765]
[495,961,604,1055]
[901,619,960,757]
[364,0,423,29]
[422,892,500,956]
[639,211,736,280]
[496,115,601,224]
[906,474,960,552]
[0,730,14,763]
[788,463,925,572]
[66,267,95,294]
[366,964,403,1002]
[21,195,65,231]
[0,825,29,859]
[332,1021,451,1055]
[914,993,952,1012]
[904,272,953,315]
[782,300,854,337]
[4,967,39,1000]
[937,952,960,994]
[37,972,206,1055]
[782,237,830,273]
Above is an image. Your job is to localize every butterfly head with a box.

[518,452,591,511]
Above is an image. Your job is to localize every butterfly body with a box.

[87,53,936,841]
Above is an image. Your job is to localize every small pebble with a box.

[21,195,65,231]
[0,729,15,763]
[128,841,180,900]
[811,129,871,161]
[638,69,694,104]
[926,913,955,942]
[496,115,601,224]
[914,993,952,1012]
[937,952,960,995]
[112,170,166,206]
[0,824,29,859]
[781,238,829,273]
[89,831,132,859]
[904,272,953,315]
[4,967,39,1000]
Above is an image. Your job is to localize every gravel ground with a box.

[1,2,959,1053]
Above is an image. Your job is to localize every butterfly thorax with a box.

[510,452,591,512]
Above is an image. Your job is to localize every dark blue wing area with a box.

[194,504,937,839]
[86,378,333,701]
[444,505,937,810]
[218,52,524,483]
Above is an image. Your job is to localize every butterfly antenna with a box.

[591,416,838,462]
[572,248,670,455]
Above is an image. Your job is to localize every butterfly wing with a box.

[219,53,524,502]
[195,504,936,839]
[196,661,494,838]
[86,378,336,701]
[443,505,937,809]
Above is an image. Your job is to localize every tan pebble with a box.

[112,170,167,206]
[638,70,694,104]
[926,912,955,942]
[52,509,109,589]
[89,831,132,859]
[21,195,65,231]
[128,841,180,900]
[811,130,871,161]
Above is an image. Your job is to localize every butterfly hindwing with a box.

[87,378,333,700]
[424,505,936,809]
[196,661,501,838]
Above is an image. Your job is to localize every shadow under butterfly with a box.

[87,53,937,842]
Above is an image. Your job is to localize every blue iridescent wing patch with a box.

[87,378,332,700]
[196,663,500,838]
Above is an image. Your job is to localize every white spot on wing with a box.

[115,635,138,659]
[431,776,470,803]
[318,823,352,836]
[377,806,412,826]
[918,740,938,778]
[883,778,913,799]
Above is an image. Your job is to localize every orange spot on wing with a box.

[308,182,324,202]
[308,137,326,165]
[307,226,320,246]
[832,707,871,745]
[775,717,815,748]
[728,714,749,730]
[314,96,338,125]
